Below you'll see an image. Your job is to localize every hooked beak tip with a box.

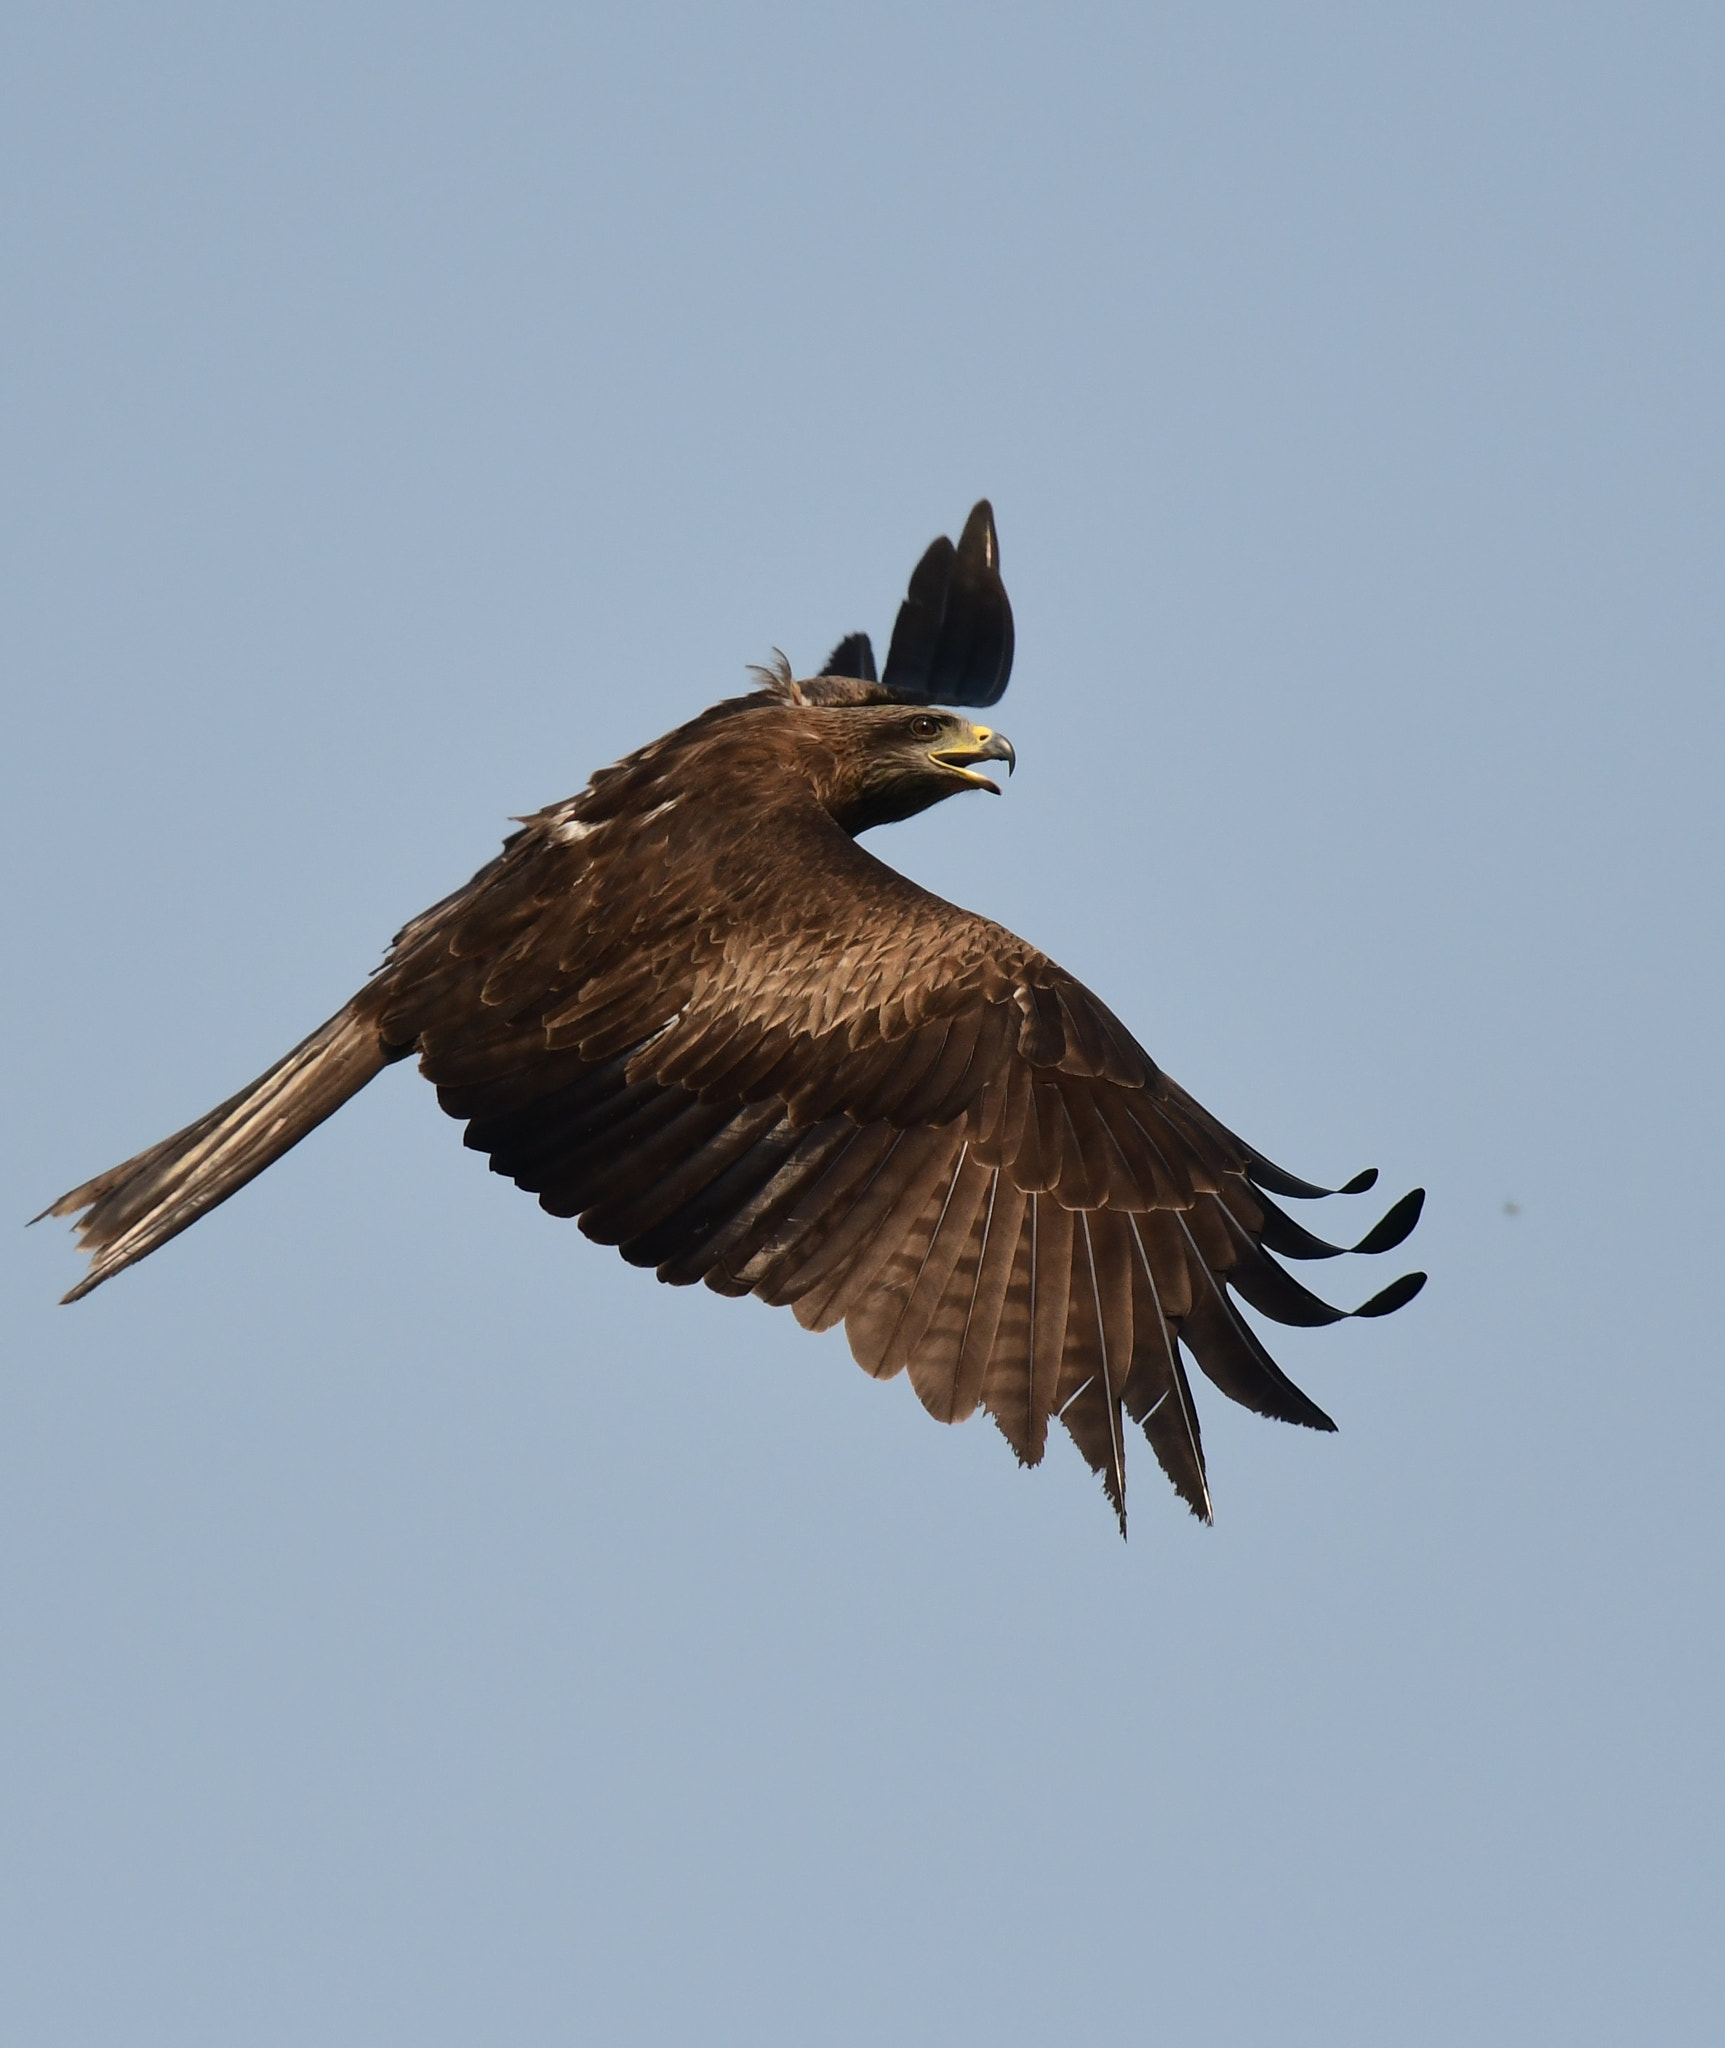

[929,723,1015,789]
[981,726,1016,776]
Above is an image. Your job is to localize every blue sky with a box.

[4,5,1721,2041]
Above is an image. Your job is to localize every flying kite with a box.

[45,504,1423,1529]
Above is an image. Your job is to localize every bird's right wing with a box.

[373,804,1421,1529]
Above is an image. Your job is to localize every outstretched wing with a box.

[368,797,1422,1532]
[819,501,1015,705]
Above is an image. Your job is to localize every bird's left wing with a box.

[819,500,1014,706]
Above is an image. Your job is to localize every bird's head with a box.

[802,703,1017,835]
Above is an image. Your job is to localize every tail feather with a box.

[41,1005,396,1302]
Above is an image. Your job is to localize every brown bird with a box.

[44,503,1423,1530]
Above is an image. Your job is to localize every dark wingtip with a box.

[821,631,877,682]
[1352,1188,1425,1256]
[958,498,1000,570]
[1247,1158,1378,1201]
[1352,1271,1427,1318]
[880,500,1014,708]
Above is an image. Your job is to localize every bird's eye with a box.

[909,716,941,740]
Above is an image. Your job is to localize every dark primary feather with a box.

[822,631,877,682]
[879,501,1015,707]
[43,501,1423,1532]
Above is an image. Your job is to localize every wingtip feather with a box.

[1352,1270,1427,1318]
[1351,1187,1425,1255]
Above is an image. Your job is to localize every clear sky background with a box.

[4,5,1721,2043]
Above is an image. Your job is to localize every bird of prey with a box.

[45,503,1423,1530]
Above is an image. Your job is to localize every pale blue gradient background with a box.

[4,6,1721,2042]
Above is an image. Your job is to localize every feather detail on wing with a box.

[376,764,1422,1531]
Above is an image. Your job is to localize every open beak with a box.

[929,724,1016,793]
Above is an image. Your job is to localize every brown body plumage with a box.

[45,504,1422,1530]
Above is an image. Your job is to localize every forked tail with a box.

[40,1005,397,1302]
